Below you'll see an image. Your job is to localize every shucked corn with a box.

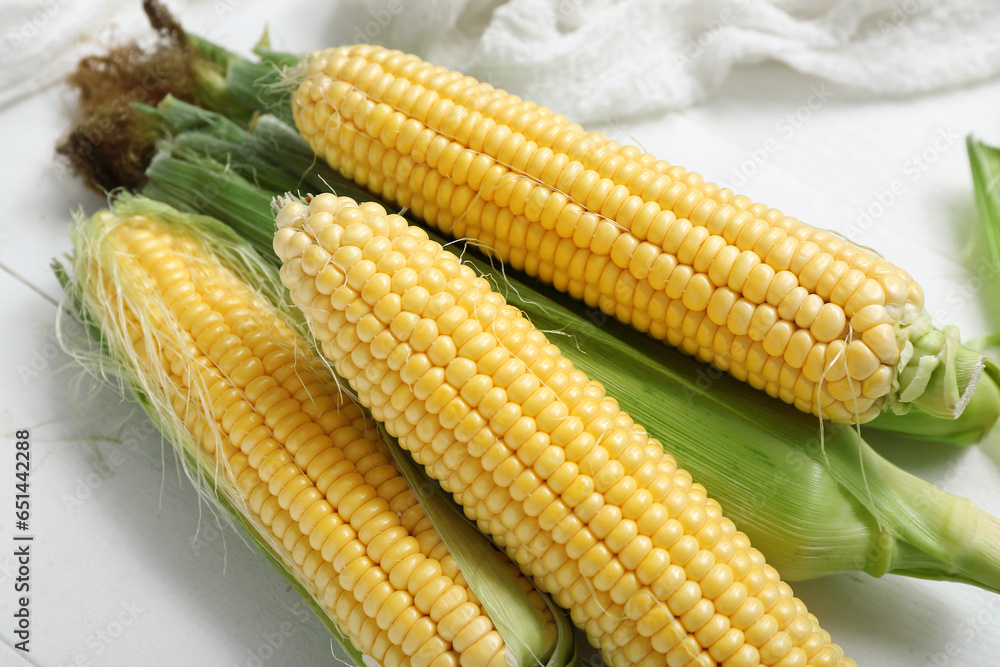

[130,98,1000,597]
[292,44,932,424]
[274,193,856,667]
[72,203,558,667]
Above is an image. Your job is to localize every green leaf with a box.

[377,422,575,667]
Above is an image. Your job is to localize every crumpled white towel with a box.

[0,636,35,667]
[357,0,1000,124]
[0,0,165,110]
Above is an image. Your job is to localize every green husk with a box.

[152,93,246,141]
[866,310,999,444]
[968,135,1000,339]
[968,137,1000,269]
[136,113,1000,592]
[225,47,298,126]
[894,135,1000,444]
[868,348,1000,444]
[56,195,363,665]
[513,277,1000,590]
[853,135,1000,443]
[141,130,281,249]
[377,420,574,667]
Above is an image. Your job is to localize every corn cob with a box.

[291,44,971,425]
[130,103,1000,592]
[67,198,560,667]
[274,193,855,667]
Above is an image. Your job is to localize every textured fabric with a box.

[359,0,1000,123]
[0,636,36,667]
[6,0,998,119]
[0,0,154,109]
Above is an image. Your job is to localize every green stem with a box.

[158,94,246,141]
[142,154,276,252]
[870,329,1000,444]
[169,133,306,193]
[224,54,296,126]
[245,114,375,200]
[377,422,570,667]
[822,426,1000,593]
[185,33,255,125]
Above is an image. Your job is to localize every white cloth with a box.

[0,0,157,110]
[3,0,997,120]
[0,638,35,667]
[361,0,1000,124]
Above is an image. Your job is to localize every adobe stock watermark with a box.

[728,84,835,188]
[931,254,1000,327]
[930,154,1000,324]
[17,315,85,385]
[923,595,1000,666]
[214,0,245,19]
[189,508,243,557]
[843,125,960,241]
[238,622,298,667]
[58,601,148,666]
[875,0,932,39]
[545,0,585,24]
[599,114,629,143]
[4,0,71,54]
[928,456,972,494]
[238,601,314,667]
[672,0,751,70]
[61,418,158,509]
[350,0,407,44]
[680,363,727,408]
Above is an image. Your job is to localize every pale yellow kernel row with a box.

[303,45,916,310]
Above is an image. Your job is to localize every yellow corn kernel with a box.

[77,207,556,667]
[275,194,856,667]
[291,45,930,424]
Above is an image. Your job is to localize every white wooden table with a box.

[2,2,999,665]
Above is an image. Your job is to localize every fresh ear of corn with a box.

[289,44,993,428]
[58,23,1000,443]
[59,195,569,667]
[274,192,856,667]
[131,97,1000,592]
